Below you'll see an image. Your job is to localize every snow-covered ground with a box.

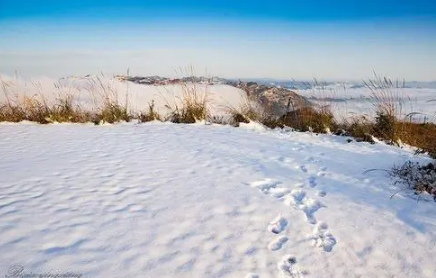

[1,122,435,278]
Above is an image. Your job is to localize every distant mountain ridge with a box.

[60,74,436,90]
[113,75,436,90]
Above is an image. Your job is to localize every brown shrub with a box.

[0,94,90,124]
[398,122,436,159]
[280,106,336,133]
[97,102,131,124]
[163,76,209,124]
[390,161,436,201]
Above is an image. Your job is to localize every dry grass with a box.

[96,103,130,124]
[0,75,133,124]
[138,100,161,122]
[279,105,336,133]
[351,75,436,157]
[338,114,436,158]
[364,75,405,118]
[162,73,210,124]
[362,73,407,143]
[398,122,436,158]
[0,72,210,125]
[221,87,337,132]
[1,73,435,161]
[222,101,336,132]
[0,77,90,124]
[336,114,375,143]
[220,93,263,126]
[0,95,91,124]
[85,76,132,124]
[337,112,436,159]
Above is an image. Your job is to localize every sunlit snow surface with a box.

[1,122,435,277]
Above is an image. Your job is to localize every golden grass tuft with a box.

[221,96,263,126]
[279,105,336,133]
[162,73,210,124]
[138,100,161,122]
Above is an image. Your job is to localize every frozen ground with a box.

[0,122,435,278]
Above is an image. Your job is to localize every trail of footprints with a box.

[247,157,336,277]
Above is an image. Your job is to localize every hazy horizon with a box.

[1,1,436,81]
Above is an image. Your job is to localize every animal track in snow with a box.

[317,190,327,197]
[277,254,305,278]
[268,214,288,234]
[299,165,308,173]
[310,222,337,252]
[268,235,288,251]
[248,178,336,256]
[284,189,324,225]
[316,166,327,177]
[285,188,306,203]
[308,176,317,188]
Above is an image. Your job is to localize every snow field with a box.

[0,122,435,277]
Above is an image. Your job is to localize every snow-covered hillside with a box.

[0,122,435,278]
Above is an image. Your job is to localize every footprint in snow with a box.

[299,165,308,173]
[310,222,337,252]
[248,178,336,255]
[278,255,305,278]
[317,190,327,197]
[268,235,288,251]
[284,189,324,225]
[308,176,317,188]
[268,214,288,234]
[317,166,328,177]
[245,273,259,278]
[285,189,306,204]
[300,199,323,225]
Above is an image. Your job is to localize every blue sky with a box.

[1,0,435,80]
